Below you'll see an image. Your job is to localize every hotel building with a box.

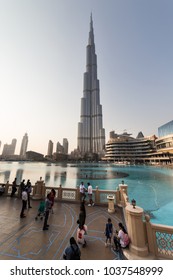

[103,131,157,163]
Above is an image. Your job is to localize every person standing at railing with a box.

[26,179,32,209]
[11,178,17,197]
[0,184,5,196]
[19,179,25,198]
[79,182,87,201]
[20,187,28,218]
[87,182,94,206]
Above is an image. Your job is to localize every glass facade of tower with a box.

[77,15,105,156]
[158,120,173,137]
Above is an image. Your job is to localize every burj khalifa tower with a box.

[77,15,105,157]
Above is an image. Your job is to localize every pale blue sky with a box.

[0,0,173,155]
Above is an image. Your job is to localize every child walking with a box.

[77,224,88,248]
[105,218,113,247]
[35,200,45,220]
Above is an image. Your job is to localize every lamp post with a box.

[131,198,136,208]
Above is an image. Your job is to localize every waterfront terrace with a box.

[0,181,173,260]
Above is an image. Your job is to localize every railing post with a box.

[5,181,9,195]
[145,215,155,255]
[32,177,45,200]
[76,186,80,202]
[125,204,149,257]
[58,184,62,201]
[95,186,100,204]
[115,189,120,206]
[119,183,128,207]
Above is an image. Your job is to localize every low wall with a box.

[3,182,118,206]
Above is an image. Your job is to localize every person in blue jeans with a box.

[43,193,52,230]
[105,218,113,247]
[63,237,81,260]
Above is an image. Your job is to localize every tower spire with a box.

[88,13,94,46]
[90,12,93,31]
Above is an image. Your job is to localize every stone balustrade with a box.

[119,183,173,260]
[3,181,117,205]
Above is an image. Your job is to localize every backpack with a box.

[123,233,130,247]
[71,245,80,260]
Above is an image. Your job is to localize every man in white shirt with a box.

[20,188,28,218]
[79,182,86,201]
[87,182,94,206]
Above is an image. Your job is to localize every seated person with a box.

[63,237,81,260]
[0,184,5,196]
[113,222,130,251]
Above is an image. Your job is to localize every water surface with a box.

[0,161,173,226]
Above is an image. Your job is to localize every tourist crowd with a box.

[0,179,130,260]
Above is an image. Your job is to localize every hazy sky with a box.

[0,0,173,155]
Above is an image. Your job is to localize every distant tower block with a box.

[20,133,28,157]
[47,140,53,157]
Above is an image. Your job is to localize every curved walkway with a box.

[0,196,125,260]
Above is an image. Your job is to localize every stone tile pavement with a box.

[0,196,125,260]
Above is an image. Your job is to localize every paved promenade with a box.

[0,196,125,260]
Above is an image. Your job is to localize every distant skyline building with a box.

[2,138,17,156]
[47,140,53,157]
[20,133,28,157]
[56,142,64,154]
[63,138,68,155]
[77,14,105,157]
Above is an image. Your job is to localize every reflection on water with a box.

[0,161,173,225]
[4,170,11,182]
[16,169,23,183]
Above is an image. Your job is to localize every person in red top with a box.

[77,224,87,248]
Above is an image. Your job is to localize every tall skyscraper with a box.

[63,138,68,155]
[77,15,105,156]
[20,133,28,157]
[47,140,53,157]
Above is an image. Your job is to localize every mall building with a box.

[103,120,173,164]
[155,120,173,152]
